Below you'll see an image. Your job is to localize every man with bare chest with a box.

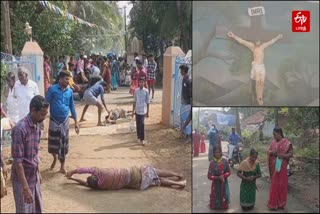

[227,32,283,105]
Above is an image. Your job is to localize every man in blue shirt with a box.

[207,125,217,161]
[45,71,80,174]
[79,81,109,126]
[228,127,243,159]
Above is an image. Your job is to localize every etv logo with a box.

[292,11,310,32]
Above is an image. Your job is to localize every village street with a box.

[192,140,316,213]
[1,87,192,213]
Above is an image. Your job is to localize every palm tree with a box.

[65,1,124,53]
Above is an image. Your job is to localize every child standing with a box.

[237,148,261,211]
[132,77,150,145]
[207,144,231,210]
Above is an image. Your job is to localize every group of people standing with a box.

[192,129,206,157]
[0,49,188,212]
[129,52,158,102]
[43,53,132,99]
[205,127,293,212]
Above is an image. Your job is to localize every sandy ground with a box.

[1,87,192,213]
[192,141,317,213]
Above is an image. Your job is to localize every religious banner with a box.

[39,1,102,31]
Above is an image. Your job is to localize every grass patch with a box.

[295,144,319,159]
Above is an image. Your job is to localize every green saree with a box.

[238,159,261,209]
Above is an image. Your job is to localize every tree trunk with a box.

[2,1,13,55]
[274,107,279,128]
[235,107,241,136]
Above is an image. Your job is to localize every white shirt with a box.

[6,87,19,123]
[134,87,150,115]
[132,57,139,68]
[14,79,40,121]
[143,59,149,68]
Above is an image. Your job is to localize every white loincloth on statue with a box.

[250,61,266,81]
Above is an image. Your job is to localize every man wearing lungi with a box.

[179,64,192,141]
[11,95,49,213]
[45,71,80,174]
[227,32,283,105]
[66,165,186,190]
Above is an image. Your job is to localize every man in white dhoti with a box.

[227,32,283,105]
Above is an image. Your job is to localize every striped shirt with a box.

[11,114,41,188]
[147,61,157,80]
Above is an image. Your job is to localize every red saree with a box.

[44,62,51,93]
[200,135,206,153]
[193,133,201,157]
[267,138,292,209]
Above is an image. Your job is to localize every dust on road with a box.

[192,141,314,213]
[1,88,192,213]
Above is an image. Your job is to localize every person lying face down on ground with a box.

[105,108,133,124]
[65,165,186,191]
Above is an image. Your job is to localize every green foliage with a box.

[2,1,123,58]
[242,129,253,140]
[0,61,7,97]
[267,107,319,137]
[295,144,319,160]
[129,1,191,55]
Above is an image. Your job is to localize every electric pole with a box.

[2,1,13,55]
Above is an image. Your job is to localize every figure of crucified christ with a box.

[227,32,283,105]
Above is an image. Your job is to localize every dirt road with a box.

[1,87,192,213]
[192,141,315,213]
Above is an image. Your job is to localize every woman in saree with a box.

[267,127,293,211]
[237,148,261,211]
[200,132,206,153]
[207,144,231,210]
[193,129,201,157]
[111,55,119,91]
[44,55,51,94]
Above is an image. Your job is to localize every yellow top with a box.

[213,157,222,164]
[67,69,74,86]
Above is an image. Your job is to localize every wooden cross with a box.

[216,1,290,43]
[215,1,291,105]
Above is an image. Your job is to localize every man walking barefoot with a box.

[11,95,49,213]
[133,77,150,145]
[45,71,80,174]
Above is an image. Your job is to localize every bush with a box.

[1,61,7,101]
[295,144,319,159]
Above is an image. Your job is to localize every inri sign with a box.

[248,6,265,16]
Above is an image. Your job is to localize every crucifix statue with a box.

[218,1,288,105]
